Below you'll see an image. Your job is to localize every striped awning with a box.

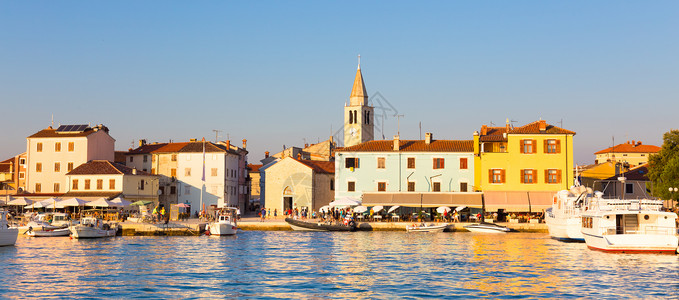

[483,191,555,212]
[362,192,483,208]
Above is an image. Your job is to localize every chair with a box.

[392,215,400,222]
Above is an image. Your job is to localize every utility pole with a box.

[212,130,222,143]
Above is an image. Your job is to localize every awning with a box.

[483,191,555,212]
[362,192,483,208]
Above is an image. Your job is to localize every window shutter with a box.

[501,169,506,183]
[355,158,359,168]
[556,140,561,153]
[532,140,537,153]
[433,159,437,169]
[544,169,549,183]
[441,159,445,169]
[533,169,538,183]
[544,140,549,153]
[557,170,562,183]
[489,169,493,183]
[520,170,525,183]
[520,140,525,153]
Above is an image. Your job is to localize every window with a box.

[545,139,560,154]
[19,158,26,165]
[625,183,633,194]
[521,169,537,184]
[582,217,593,228]
[490,169,505,183]
[345,157,359,169]
[348,181,356,192]
[377,157,385,169]
[171,168,177,177]
[170,186,176,194]
[433,158,445,169]
[545,169,561,184]
[67,162,74,172]
[35,183,41,193]
[68,142,74,152]
[408,181,415,192]
[433,182,441,192]
[460,158,468,170]
[130,156,134,162]
[72,179,78,190]
[377,182,387,192]
[97,179,103,190]
[109,179,115,189]
[185,187,190,195]
[407,157,415,169]
[19,172,25,179]
[36,163,42,173]
[171,154,177,161]
[54,183,60,192]
[55,142,61,152]
[143,155,148,162]
[159,186,165,195]
[330,179,334,190]
[37,143,43,152]
[622,154,627,157]
[212,168,218,176]
[84,179,91,190]
[54,162,60,172]
[185,168,191,176]
[139,180,144,190]
[521,139,536,154]
[460,182,468,192]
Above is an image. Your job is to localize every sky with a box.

[1,1,678,165]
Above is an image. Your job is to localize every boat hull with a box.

[406,224,447,232]
[209,222,238,236]
[285,218,356,231]
[583,233,678,254]
[545,215,584,242]
[27,228,70,237]
[69,226,117,239]
[0,228,19,246]
[464,223,511,233]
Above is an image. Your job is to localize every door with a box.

[284,197,293,211]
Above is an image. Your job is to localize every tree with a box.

[647,129,679,205]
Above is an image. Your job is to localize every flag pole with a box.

[200,137,205,217]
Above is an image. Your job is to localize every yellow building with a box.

[474,120,575,212]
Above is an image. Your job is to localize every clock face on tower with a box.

[350,128,357,137]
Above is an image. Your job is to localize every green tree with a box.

[648,129,679,205]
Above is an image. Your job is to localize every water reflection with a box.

[1,232,677,299]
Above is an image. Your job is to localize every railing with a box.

[601,225,676,236]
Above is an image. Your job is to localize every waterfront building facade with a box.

[25,124,115,195]
[593,140,659,166]
[248,164,262,209]
[474,120,575,212]
[65,160,158,202]
[0,152,27,198]
[263,157,335,213]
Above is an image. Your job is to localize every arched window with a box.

[353,111,358,124]
[349,111,353,124]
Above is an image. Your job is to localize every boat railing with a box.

[602,225,676,236]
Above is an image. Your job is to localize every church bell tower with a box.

[344,56,374,147]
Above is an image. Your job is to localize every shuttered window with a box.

[460,157,468,169]
[520,139,537,154]
[433,158,445,169]
[545,169,561,183]
[490,169,505,183]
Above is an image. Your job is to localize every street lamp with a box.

[668,187,678,208]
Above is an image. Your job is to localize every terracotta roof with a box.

[28,126,97,138]
[509,120,576,135]
[337,140,474,152]
[67,160,151,175]
[127,143,169,154]
[604,164,650,181]
[594,143,660,154]
[479,127,509,142]
[0,157,12,173]
[297,160,335,174]
[248,164,263,173]
[153,142,190,153]
[179,141,229,153]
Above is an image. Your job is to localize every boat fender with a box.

[348,220,356,228]
[553,196,557,204]
[25,226,33,234]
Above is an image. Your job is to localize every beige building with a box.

[248,164,262,208]
[263,157,334,213]
[65,160,158,202]
[25,124,115,195]
[0,152,27,198]
[594,140,660,166]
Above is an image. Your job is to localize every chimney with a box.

[226,140,230,149]
[626,140,630,144]
[132,167,137,175]
[242,139,247,149]
[632,140,635,146]
[393,135,400,151]
[506,118,511,131]
[297,153,302,160]
[265,151,270,158]
[480,125,488,136]
[139,139,147,147]
[305,143,309,148]
[637,141,642,146]
[539,120,547,132]
[425,132,433,144]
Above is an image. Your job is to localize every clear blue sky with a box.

[1,1,678,165]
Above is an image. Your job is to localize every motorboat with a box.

[464,222,512,233]
[0,210,19,246]
[207,208,238,236]
[406,223,448,233]
[581,198,678,253]
[545,187,593,242]
[26,213,67,230]
[26,227,70,237]
[285,218,357,231]
[69,217,118,239]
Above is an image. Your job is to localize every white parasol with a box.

[110,197,132,207]
[372,205,384,213]
[436,206,451,214]
[318,205,330,213]
[353,206,368,213]
[387,205,400,213]
[60,198,88,207]
[87,198,119,208]
[7,197,34,206]
[329,196,361,207]
[455,206,467,212]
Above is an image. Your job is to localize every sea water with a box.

[1,231,677,299]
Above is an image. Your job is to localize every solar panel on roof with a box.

[56,124,89,133]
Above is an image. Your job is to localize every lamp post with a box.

[669,187,678,208]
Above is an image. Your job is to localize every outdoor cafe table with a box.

[391,215,400,222]
[373,215,382,222]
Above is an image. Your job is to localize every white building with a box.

[25,124,115,195]
[65,160,158,202]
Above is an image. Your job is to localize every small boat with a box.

[285,218,357,231]
[406,223,448,232]
[581,198,678,253]
[0,211,19,246]
[545,187,593,242]
[464,222,511,233]
[69,217,118,239]
[207,208,238,236]
[26,227,71,237]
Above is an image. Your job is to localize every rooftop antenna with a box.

[358,54,361,67]
[396,114,405,136]
[131,140,135,149]
[558,119,563,128]
[490,121,495,126]
[51,114,54,127]
[212,130,222,143]
[419,122,422,140]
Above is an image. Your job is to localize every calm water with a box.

[1,231,677,299]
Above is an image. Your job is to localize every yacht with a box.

[207,208,238,236]
[545,187,592,242]
[1,211,19,246]
[581,198,678,253]
[464,222,512,233]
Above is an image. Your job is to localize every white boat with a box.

[1,211,19,246]
[26,227,71,237]
[464,222,512,233]
[581,198,678,253]
[406,223,448,233]
[69,217,118,239]
[26,213,67,230]
[208,208,238,236]
[545,187,593,242]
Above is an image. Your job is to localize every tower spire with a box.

[350,55,367,106]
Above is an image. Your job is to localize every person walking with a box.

[260,207,266,222]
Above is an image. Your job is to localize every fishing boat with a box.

[545,187,593,242]
[581,198,678,253]
[69,217,118,239]
[26,227,71,237]
[285,218,357,231]
[207,208,238,236]
[406,223,448,233]
[0,211,19,246]
[464,222,512,233]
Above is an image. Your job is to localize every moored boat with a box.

[406,223,448,233]
[26,227,71,237]
[464,222,511,233]
[207,208,238,236]
[545,187,593,242]
[69,217,118,239]
[285,218,357,231]
[0,211,19,246]
[581,198,678,253]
